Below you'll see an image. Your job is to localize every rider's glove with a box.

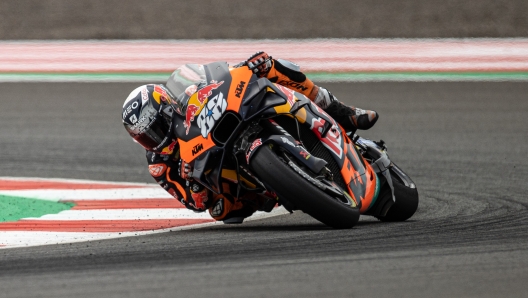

[178,159,193,181]
[246,51,272,77]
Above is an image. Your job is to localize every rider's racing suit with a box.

[146,52,379,223]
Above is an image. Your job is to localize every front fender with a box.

[245,134,327,175]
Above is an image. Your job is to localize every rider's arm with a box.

[244,52,321,101]
[266,59,321,101]
[146,150,211,212]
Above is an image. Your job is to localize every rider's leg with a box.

[313,86,379,132]
[264,59,378,132]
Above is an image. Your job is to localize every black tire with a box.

[377,169,419,222]
[250,145,360,229]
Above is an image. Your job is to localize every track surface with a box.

[1,82,527,297]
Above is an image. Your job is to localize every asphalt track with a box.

[1,82,527,297]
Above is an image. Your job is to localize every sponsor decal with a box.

[235,81,246,98]
[141,87,149,104]
[310,117,343,159]
[190,189,209,210]
[246,138,263,164]
[129,114,138,124]
[211,198,224,217]
[153,85,172,104]
[280,136,311,159]
[184,104,199,134]
[131,115,147,129]
[299,150,310,160]
[191,183,201,192]
[122,100,139,119]
[197,80,224,104]
[277,80,308,92]
[192,143,204,156]
[183,81,225,135]
[148,164,167,177]
[160,140,178,155]
[196,92,228,138]
[280,136,296,147]
[274,84,297,106]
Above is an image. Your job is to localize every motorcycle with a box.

[166,62,418,229]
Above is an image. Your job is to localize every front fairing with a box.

[169,62,258,193]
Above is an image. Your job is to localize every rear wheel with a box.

[376,167,419,222]
[250,145,360,229]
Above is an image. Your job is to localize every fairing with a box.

[170,61,378,212]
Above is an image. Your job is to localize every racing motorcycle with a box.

[167,62,418,229]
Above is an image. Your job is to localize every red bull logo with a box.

[153,85,171,103]
[183,81,225,135]
[196,81,224,104]
[160,140,178,155]
[190,189,209,210]
[184,104,200,135]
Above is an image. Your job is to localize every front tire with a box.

[250,145,360,229]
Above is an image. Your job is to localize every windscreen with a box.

[165,64,207,112]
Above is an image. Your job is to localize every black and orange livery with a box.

[170,62,380,220]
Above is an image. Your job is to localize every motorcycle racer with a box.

[122,52,379,223]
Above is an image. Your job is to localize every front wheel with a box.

[250,145,360,229]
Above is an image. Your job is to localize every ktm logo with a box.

[192,143,204,156]
[235,81,246,98]
[277,80,308,91]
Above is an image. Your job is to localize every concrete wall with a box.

[1,0,527,39]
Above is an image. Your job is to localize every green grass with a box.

[0,195,74,222]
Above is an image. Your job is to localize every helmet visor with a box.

[132,113,171,151]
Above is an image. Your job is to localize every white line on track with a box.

[31,209,211,220]
[0,188,173,201]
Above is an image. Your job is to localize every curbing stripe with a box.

[32,209,212,221]
[70,199,185,210]
[0,179,150,190]
[0,176,288,249]
[0,219,214,232]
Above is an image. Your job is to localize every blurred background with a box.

[1,0,527,39]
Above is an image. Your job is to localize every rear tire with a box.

[250,145,360,229]
[377,168,419,222]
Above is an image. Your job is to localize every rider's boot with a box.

[313,86,379,133]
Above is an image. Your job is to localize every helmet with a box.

[122,84,176,154]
